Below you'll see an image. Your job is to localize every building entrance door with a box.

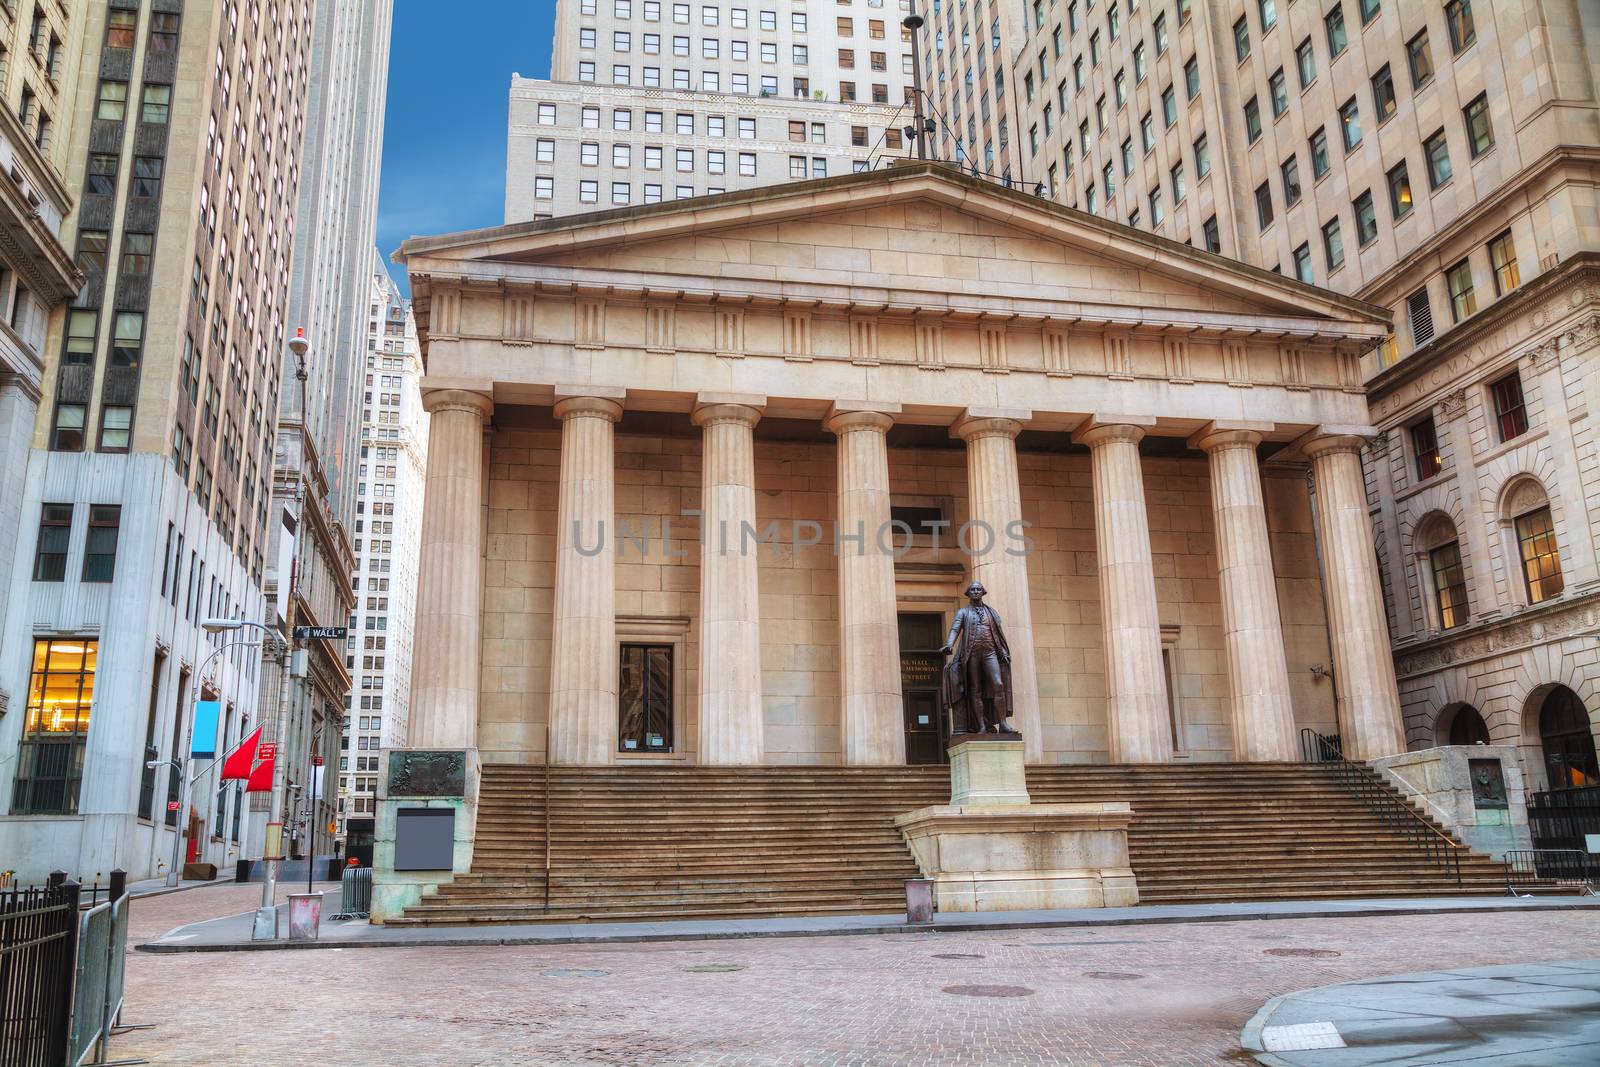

[899,613,949,765]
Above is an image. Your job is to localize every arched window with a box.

[1499,478,1563,605]
[1539,687,1598,791]
[1444,703,1489,746]
[1414,512,1467,629]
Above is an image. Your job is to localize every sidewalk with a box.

[137,893,1600,954]
[1241,959,1600,1065]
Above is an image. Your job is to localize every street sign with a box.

[294,625,347,641]
[258,742,278,761]
[167,801,181,812]
[312,755,324,767]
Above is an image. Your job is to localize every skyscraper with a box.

[507,0,920,220]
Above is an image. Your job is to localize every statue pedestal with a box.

[894,739,1138,913]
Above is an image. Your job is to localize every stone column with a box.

[1074,417,1172,764]
[410,388,494,750]
[693,397,765,765]
[952,410,1042,760]
[548,394,624,765]
[1304,431,1407,760]
[1191,424,1298,762]
[825,405,905,765]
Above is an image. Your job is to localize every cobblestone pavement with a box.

[117,905,1592,1066]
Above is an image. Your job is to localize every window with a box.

[1184,56,1199,99]
[132,156,163,198]
[1296,37,1316,88]
[1309,127,1330,178]
[1233,16,1249,62]
[614,144,630,167]
[1516,507,1562,603]
[1430,540,1468,629]
[120,233,153,275]
[739,152,756,176]
[537,103,556,125]
[96,81,128,121]
[1325,5,1347,57]
[86,154,118,195]
[51,404,85,451]
[98,407,131,452]
[1371,65,1396,123]
[1194,134,1210,176]
[33,504,72,581]
[1406,30,1432,88]
[1244,97,1261,142]
[535,138,555,164]
[1488,230,1519,295]
[534,175,553,200]
[1446,258,1476,322]
[1411,417,1442,481]
[1359,0,1381,25]
[1255,182,1274,229]
[82,506,120,582]
[1491,371,1528,441]
[1202,215,1220,253]
[140,84,171,124]
[1170,162,1186,202]
[111,313,144,367]
[611,181,630,205]
[581,142,598,166]
[1354,190,1377,245]
[1445,0,1475,53]
[1424,129,1452,188]
[618,644,673,751]
[676,148,693,171]
[1150,188,1165,225]
[11,639,98,815]
[1281,156,1301,205]
[1154,12,1168,53]
[1162,86,1177,126]
[1322,216,1345,271]
[107,10,136,48]
[1339,98,1361,149]
[1464,94,1493,157]
[1259,0,1278,31]
[582,106,601,129]
[63,310,96,365]
[1409,288,1436,346]
[579,180,598,204]
[1387,161,1412,218]
[1292,243,1313,283]
[644,145,662,169]
[1141,113,1155,151]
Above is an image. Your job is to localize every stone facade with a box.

[395,164,1409,788]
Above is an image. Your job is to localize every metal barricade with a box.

[0,877,80,1067]
[68,892,130,1066]
[1504,849,1596,897]
[333,866,372,920]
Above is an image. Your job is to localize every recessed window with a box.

[1409,288,1435,346]
[1309,127,1330,178]
[1233,16,1249,62]
[1353,191,1377,245]
[33,504,72,581]
[106,10,136,48]
[1491,370,1528,442]
[1407,30,1433,87]
[51,404,85,451]
[95,81,127,121]
[1292,243,1313,283]
[1445,0,1476,53]
[1424,129,1452,187]
[1359,0,1381,25]
[140,84,171,124]
[1281,155,1301,205]
[1515,506,1562,604]
[1411,417,1442,481]
[619,644,673,752]
[1162,85,1177,126]
[1255,182,1273,228]
[1295,37,1316,88]
[1387,161,1412,219]
[1371,65,1396,123]
[63,310,97,365]
[1430,540,1468,630]
[1244,97,1261,142]
[1464,94,1494,157]
[1446,258,1476,322]
[1194,133,1211,176]
[1184,56,1200,99]
[98,406,132,452]
[1322,217,1344,271]
[86,154,118,195]
[1488,230,1519,295]
[1339,97,1361,149]
[131,156,163,198]
[1202,215,1220,253]
[82,505,120,581]
[1269,68,1288,116]
[12,639,99,814]
[120,233,153,276]
[1325,5,1347,56]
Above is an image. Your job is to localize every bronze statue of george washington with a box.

[939,581,1021,737]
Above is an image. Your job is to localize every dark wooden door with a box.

[899,613,948,765]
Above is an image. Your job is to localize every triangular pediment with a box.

[400,163,1387,330]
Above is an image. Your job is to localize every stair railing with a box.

[1300,728,1464,887]
[544,723,552,912]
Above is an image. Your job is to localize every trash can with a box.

[905,878,934,924]
[287,892,323,941]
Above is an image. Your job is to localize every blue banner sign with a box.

[192,700,222,759]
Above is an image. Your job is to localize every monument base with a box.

[370,748,479,924]
[894,738,1139,913]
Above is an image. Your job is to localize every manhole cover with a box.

[683,964,745,973]
[1264,948,1342,959]
[932,953,986,959]
[942,984,1034,998]
[541,968,610,978]
[1083,971,1144,981]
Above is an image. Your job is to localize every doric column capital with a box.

[692,402,763,429]
[1072,414,1155,449]
[823,409,894,435]
[553,395,623,422]
[421,388,494,419]
[1298,425,1380,460]
[1189,421,1271,454]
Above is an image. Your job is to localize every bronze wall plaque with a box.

[388,750,467,797]
[1469,758,1508,809]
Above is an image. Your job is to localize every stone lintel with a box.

[553,384,627,402]
[1188,419,1276,452]
[419,375,494,396]
[825,399,902,419]
[695,391,768,409]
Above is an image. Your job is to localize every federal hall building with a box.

[371,163,1599,923]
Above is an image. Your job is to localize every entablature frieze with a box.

[1393,591,1600,680]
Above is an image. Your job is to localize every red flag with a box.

[221,727,262,781]
[245,749,275,793]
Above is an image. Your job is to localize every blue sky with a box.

[376,0,557,292]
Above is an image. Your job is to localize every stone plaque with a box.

[1469,758,1508,810]
[387,750,466,797]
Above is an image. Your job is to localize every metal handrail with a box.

[1300,729,1465,886]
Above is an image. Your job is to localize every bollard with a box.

[905,877,934,924]
[287,892,322,940]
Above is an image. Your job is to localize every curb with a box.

[136,896,1600,954]
[1238,994,1290,1067]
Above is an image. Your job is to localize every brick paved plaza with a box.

[116,887,1594,1066]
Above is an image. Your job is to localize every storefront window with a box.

[11,639,97,814]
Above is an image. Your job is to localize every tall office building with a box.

[253,0,392,871]
[507,0,920,220]
[0,0,87,717]
[0,1,315,882]
[337,253,426,864]
[955,0,1600,791]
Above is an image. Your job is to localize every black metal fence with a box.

[1504,849,1595,895]
[1300,728,1464,886]
[0,876,81,1067]
[1528,786,1600,853]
